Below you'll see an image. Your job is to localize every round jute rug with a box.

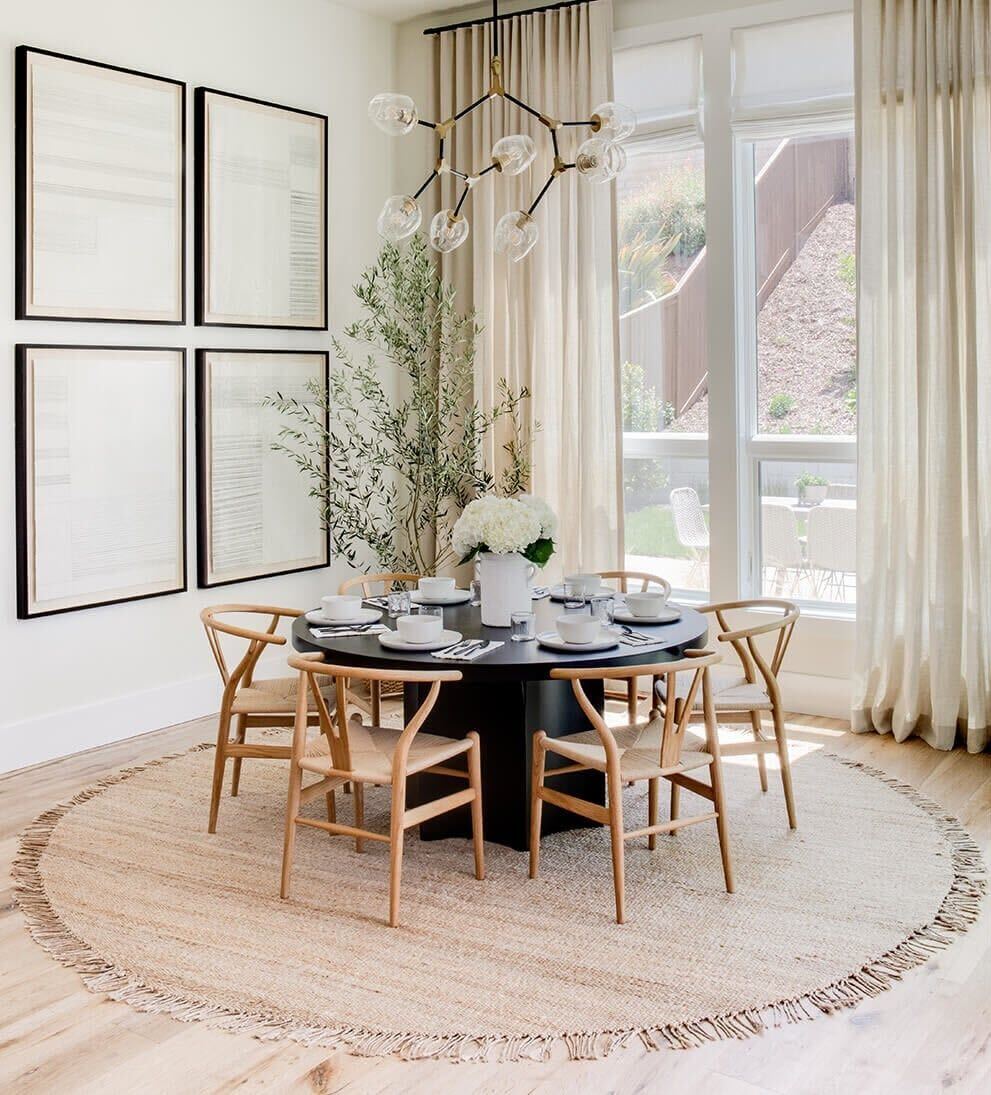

[13,742,984,1063]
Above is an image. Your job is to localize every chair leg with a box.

[389,774,406,928]
[772,707,798,829]
[607,769,626,924]
[529,732,546,879]
[280,761,303,900]
[708,756,735,894]
[326,787,336,824]
[208,708,232,834]
[371,679,382,727]
[230,714,247,797]
[669,780,681,832]
[647,777,659,851]
[627,677,638,721]
[467,732,485,881]
[750,712,768,792]
[353,782,365,853]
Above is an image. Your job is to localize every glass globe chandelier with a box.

[369,0,634,261]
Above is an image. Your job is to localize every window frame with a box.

[615,1,857,620]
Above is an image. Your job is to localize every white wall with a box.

[0,0,397,772]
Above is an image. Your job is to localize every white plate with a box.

[306,607,383,626]
[378,628,463,653]
[612,606,682,625]
[409,589,472,606]
[536,631,619,654]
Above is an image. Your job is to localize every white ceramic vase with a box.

[477,551,535,627]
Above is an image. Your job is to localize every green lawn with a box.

[624,505,692,559]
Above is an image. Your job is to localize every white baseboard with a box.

[0,674,221,775]
[2,667,854,776]
[779,671,851,722]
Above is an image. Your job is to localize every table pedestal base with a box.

[405,678,605,851]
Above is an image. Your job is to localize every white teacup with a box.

[320,594,362,620]
[396,613,443,644]
[418,576,456,598]
[564,572,602,597]
[556,614,601,645]
[624,590,669,618]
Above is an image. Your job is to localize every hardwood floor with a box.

[1,713,988,1094]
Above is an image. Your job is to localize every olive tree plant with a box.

[265,237,534,575]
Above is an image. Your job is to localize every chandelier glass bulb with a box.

[429,209,470,253]
[494,211,539,262]
[368,92,418,136]
[576,137,627,183]
[591,101,636,142]
[376,195,422,242]
[492,134,537,176]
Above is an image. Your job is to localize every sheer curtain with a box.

[434,0,622,575]
[853,0,990,752]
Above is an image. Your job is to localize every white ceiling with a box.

[342,0,473,22]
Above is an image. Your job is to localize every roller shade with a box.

[732,12,854,132]
[614,35,702,148]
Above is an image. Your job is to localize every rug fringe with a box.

[10,746,986,1064]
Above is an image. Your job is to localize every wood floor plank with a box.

[0,712,986,1094]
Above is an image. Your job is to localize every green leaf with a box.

[524,537,555,567]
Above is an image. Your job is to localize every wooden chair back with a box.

[596,570,673,597]
[550,650,721,770]
[201,604,302,703]
[701,599,799,706]
[286,653,461,776]
[339,572,422,597]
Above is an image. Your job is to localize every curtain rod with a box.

[423,0,592,37]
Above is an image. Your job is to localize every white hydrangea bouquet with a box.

[453,494,557,567]
[452,495,557,625]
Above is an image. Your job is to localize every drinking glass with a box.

[387,590,411,619]
[510,611,536,642]
[470,578,482,606]
[589,593,613,623]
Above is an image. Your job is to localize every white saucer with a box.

[537,631,619,654]
[612,606,682,625]
[306,607,382,626]
[379,628,462,653]
[409,589,472,606]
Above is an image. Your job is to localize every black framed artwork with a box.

[15,47,186,324]
[15,346,187,619]
[196,349,330,587]
[195,88,328,329]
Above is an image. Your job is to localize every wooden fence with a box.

[619,136,852,420]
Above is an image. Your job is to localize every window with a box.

[618,143,709,593]
[614,13,856,613]
[743,130,857,607]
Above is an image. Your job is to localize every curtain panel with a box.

[434,0,622,576]
[853,0,990,752]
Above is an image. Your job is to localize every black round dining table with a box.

[293,597,708,850]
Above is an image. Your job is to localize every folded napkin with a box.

[310,624,387,638]
[432,640,504,662]
[362,596,391,608]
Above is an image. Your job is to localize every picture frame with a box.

[15,46,185,324]
[195,88,328,329]
[196,349,330,588]
[15,345,187,619]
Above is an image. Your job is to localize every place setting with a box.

[306,593,386,637]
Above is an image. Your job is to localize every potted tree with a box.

[796,472,829,505]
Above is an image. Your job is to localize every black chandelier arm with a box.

[417,118,437,130]
[559,118,596,127]
[412,170,438,201]
[474,161,501,179]
[455,92,492,123]
[502,90,546,124]
[526,171,559,215]
[454,181,473,217]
